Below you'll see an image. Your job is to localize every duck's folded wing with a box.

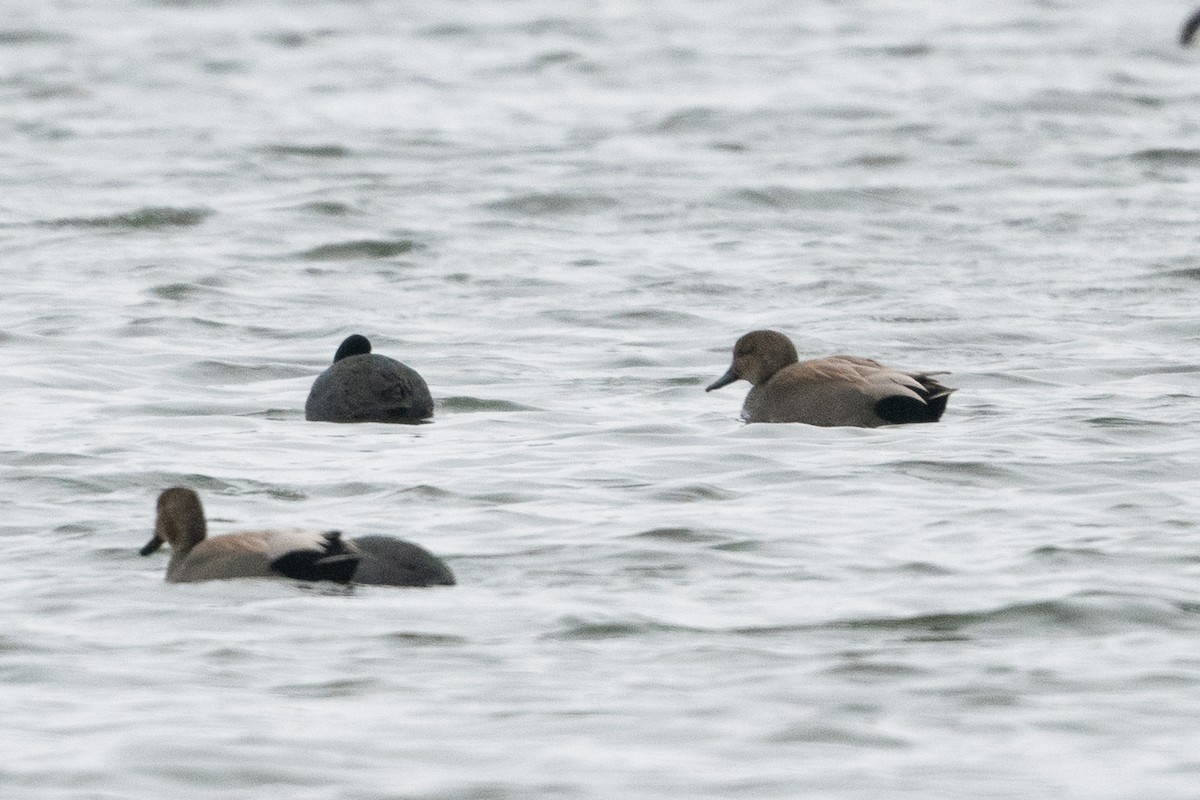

[799,356,884,384]
[826,354,887,372]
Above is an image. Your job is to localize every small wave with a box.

[627,527,724,544]
[418,23,472,38]
[832,594,1195,637]
[126,401,246,417]
[543,615,702,641]
[825,659,929,679]
[261,30,316,49]
[246,483,309,501]
[134,476,307,501]
[650,106,725,133]
[274,677,379,698]
[607,355,658,368]
[242,408,301,421]
[184,360,306,383]
[298,201,354,216]
[724,186,911,211]
[848,43,932,58]
[397,484,458,500]
[0,633,47,655]
[808,103,890,121]
[612,308,705,326]
[890,459,1021,484]
[147,282,220,301]
[471,491,539,505]
[1085,416,1172,429]
[261,143,349,158]
[767,720,911,748]
[524,49,589,71]
[46,206,212,229]
[135,474,238,494]
[515,16,595,37]
[298,239,420,260]
[303,481,398,497]
[438,396,539,412]
[546,621,649,640]
[381,631,467,646]
[649,484,740,502]
[26,84,87,102]
[483,192,618,216]
[1015,90,1161,116]
[11,475,121,494]
[1130,148,1200,167]
[844,153,908,168]
[1029,545,1111,565]
[12,451,92,467]
[712,539,763,553]
[0,29,70,45]
[878,561,956,577]
[1157,266,1200,281]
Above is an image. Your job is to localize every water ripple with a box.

[44,207,213,229]
[439,397,540,413]
[0,29,70,45]
[1130,148,1200,167]
[297,239,421,260]
[483,192,619,216]
[832,594,1197,637]
[260,143,350,158]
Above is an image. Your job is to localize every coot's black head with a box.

[333,334,372,362]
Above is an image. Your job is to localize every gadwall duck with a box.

[706,330,955,427]
[140,488,455,586]
[305,334,433,423]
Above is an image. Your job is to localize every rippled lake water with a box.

[4,1,1200,797]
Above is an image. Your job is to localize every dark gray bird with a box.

[305,334,433,423]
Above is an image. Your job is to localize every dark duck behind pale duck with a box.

[305,334,433,423]
[706,330,955,427]
[141,488,455,586]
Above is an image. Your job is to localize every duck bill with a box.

[140,535,164,556]
[705,367,739,392]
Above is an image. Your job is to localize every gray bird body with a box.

[305,335,433,423]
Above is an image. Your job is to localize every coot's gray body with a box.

[305,334,433,423]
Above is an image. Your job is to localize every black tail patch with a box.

[875,377,955,425]
[270,531,360,583]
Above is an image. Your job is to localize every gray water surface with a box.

[3,1,1200,798]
